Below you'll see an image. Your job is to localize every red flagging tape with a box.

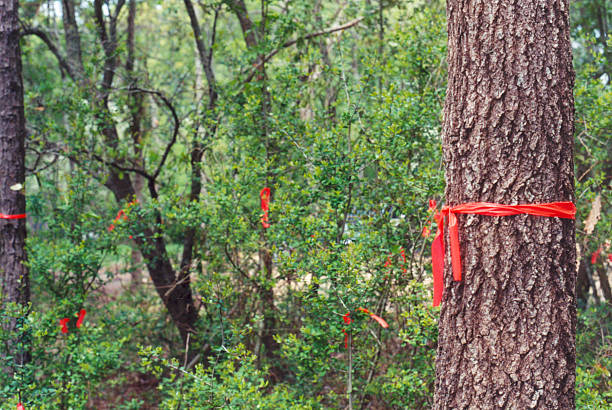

[591,246,602,264]
[260,187,271,229]
[341,308,389,348]
[0,213,26,219]
[59,318,70,334]
[76,309,86,328]
[430,201,576,307]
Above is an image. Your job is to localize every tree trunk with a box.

[227,0,281,365]
[435,1,576,408]
[0,0,30,369]
[595,263,612,303]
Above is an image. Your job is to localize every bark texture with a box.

[435,0,576,408]
[0,0,30,367]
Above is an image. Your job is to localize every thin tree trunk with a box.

[435,1,576,408]
[227,0,280,365]
[60,0,84,78]
[595,264,612,303]
[125,0,145,288]
[0,0,30,370]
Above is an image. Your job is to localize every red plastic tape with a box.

[430,201,576,306]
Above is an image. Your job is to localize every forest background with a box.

[0,0,610,408]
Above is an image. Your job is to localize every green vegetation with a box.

[0,0,609,408]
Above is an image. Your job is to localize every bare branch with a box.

[128,88,180,181]
[244,17,364,83]
[20,27,75,79]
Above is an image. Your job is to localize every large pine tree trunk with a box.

[434,1,576,408]
[0,0,30,369]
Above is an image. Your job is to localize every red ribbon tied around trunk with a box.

[0,213,26,219]
[430,201,576,307]
[260,187,271,229]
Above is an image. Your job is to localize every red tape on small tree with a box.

[260,187,271,228]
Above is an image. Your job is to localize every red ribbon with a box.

[356,307,389,328]
[108,199,137,234]
[59,318,70,334]
[591,246,603,264]
[431,201,576,306]
[76,309,86,328]
[341,308,390,349]
[0,213,26,219]
[383,248,407,273]
[342,329,349,349]
[384,254,392,267]
[59,309,87,333]
[342,313,351,349]
[422,226,431,237]
[17,404,25,410]
[260,188,271,229]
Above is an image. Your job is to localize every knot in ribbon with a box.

[430,201,576,307]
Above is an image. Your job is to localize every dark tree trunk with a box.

[61,0,84,78]
[90,0,199,347]
[435,1,576,408]
[0,0,30,369]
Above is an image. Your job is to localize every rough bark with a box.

[435,1,576,408]
[0,0,30,369]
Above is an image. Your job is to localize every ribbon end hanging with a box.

[432,232,444,306]
[448,212,462,281]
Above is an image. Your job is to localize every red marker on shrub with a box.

[17,403,25,410]
[384,254,392,267]
[76,309,86,328]
[422,226,430,237]
[260,188,271,228]
[356,307,389,328]
[592,246,603,264]
[59,318,69,334]
[343,312,352,325]
[342,313,351,349]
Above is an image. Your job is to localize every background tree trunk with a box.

[0,0,30,369]
[435,1,576,408]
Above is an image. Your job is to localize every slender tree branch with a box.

[128,88,180,181]
[244,17,364,83]
[20,27,74,79]
[223,243,263,291]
